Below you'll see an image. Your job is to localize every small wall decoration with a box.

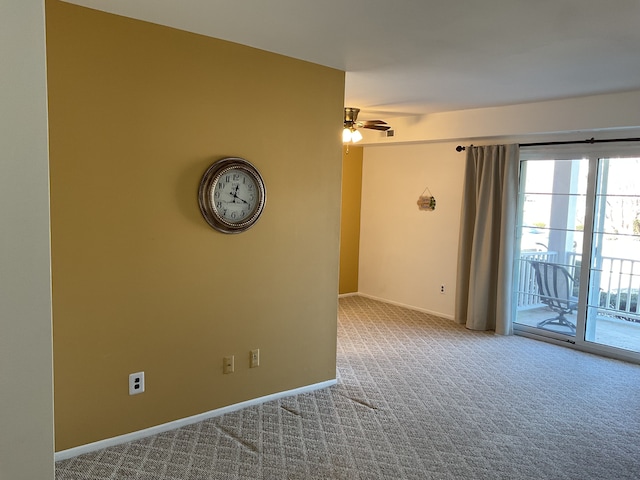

[417,187,436,211]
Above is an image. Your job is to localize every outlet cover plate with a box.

[223,356,234,374]
[129,372,145,395]
[250,349,260,368]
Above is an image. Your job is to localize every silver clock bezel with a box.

[198,157,266,234]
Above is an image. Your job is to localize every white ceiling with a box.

[63,0,640,120]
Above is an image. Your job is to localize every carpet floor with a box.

[56,295,640,479]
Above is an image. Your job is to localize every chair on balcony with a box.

[530,260,578,332]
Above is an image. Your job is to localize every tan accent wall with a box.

[46,0,344,451]
[339,146,363,294]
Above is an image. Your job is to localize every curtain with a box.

[455,144,520,335]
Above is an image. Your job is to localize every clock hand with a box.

[227,186,239,203]
[231,185,245,203]
[227,185,250,205]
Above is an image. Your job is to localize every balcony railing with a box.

[517,251,640,322]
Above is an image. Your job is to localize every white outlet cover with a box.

[129,371,145,395]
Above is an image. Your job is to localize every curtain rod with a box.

[455,137,640,152]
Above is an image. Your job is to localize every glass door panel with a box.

[514,158,589,337]
[585,157,640,352]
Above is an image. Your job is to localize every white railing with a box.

[518,251,640,322]
[591,255,640,322]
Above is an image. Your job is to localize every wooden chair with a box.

[530,260,578,332]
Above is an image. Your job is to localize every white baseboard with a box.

[55,378,337,462]
[337,292,359,298]
[353,292,455,320]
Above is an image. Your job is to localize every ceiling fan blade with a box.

[347,109,391,132]
[363,124,391,131]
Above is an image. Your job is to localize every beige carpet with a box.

[56,295,640,479]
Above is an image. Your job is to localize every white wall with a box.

[0,1,54,479]
[358,91,640,318]
[359,141,464,318]
[359,90,640,146]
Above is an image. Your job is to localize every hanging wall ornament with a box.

[417,186,436,211]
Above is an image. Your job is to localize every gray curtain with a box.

[455,144,520,335]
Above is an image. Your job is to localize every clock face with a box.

[212,168,259,223]
[198,158,266,234]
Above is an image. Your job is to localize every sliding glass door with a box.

[514,145,640,361]
[585,156,640,351]
[514,157,588,338]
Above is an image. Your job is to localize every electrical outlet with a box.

[250,349,260,368]
[223,355,234,374]
[440,284,445,294]
[129,371,145,395]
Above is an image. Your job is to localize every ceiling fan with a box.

[343,107,390,143]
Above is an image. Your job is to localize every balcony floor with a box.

[515,306,640,353]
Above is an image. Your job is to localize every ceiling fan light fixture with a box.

[342,127,363,144]
[343,107,389,144]
[344,107,360,124]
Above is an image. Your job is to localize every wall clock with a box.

[198,157,266,234]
